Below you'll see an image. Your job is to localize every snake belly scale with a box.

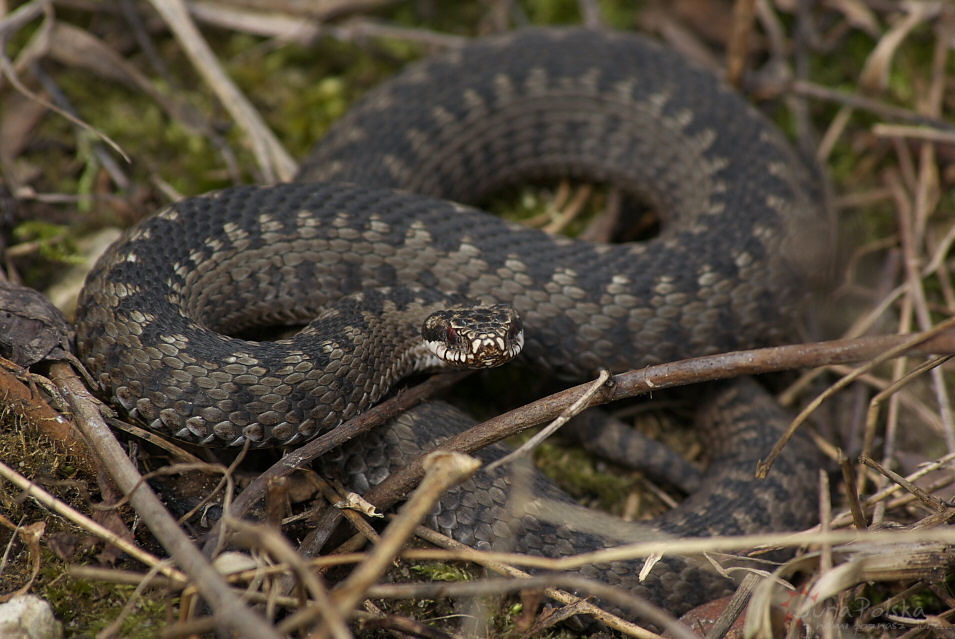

[74,28,827,615]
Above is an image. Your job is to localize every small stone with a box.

[212,551,258,576]
[0,595,63,639]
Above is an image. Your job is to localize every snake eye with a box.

[446,325,457,344]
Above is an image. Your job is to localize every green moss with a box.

[409,561,474,582]
[519,0,583,23]
[844,582,948,631]
[598,1,643,28]
[533,441,647,514]
[0,417,167,638]
[12,221,80,264]
[44,572,169,638]
[884,25,936,105]
[51,69,228,197]
[224,35,415,162]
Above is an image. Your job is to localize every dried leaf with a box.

[859,2,942,93]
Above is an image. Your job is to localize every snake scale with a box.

[74,28,827,619]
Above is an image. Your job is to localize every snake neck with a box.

[292,286,468,381]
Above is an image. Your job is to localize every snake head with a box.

[421,304,523,368]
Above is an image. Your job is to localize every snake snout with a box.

[421,304,523,368]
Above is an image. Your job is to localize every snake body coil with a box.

[75,28,827,616]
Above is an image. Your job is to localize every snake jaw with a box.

[421,304,523,369]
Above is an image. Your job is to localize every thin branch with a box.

[48,362,283,639]
[364,328,955,511]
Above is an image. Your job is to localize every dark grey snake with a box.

[74,28,827,618]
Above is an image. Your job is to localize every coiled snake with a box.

[75,29,827,618]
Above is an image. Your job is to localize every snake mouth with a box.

[421,304,524,369]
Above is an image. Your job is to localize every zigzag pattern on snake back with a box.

[74,28,828,617]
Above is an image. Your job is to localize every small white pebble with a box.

[212,551,259,576]
[0,595,62,639]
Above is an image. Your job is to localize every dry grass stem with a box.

[47,362,283,639]
[326,452,480,633]
[0,458,184,581]
[146,0,295,181]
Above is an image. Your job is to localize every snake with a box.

[74,28,828,619]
